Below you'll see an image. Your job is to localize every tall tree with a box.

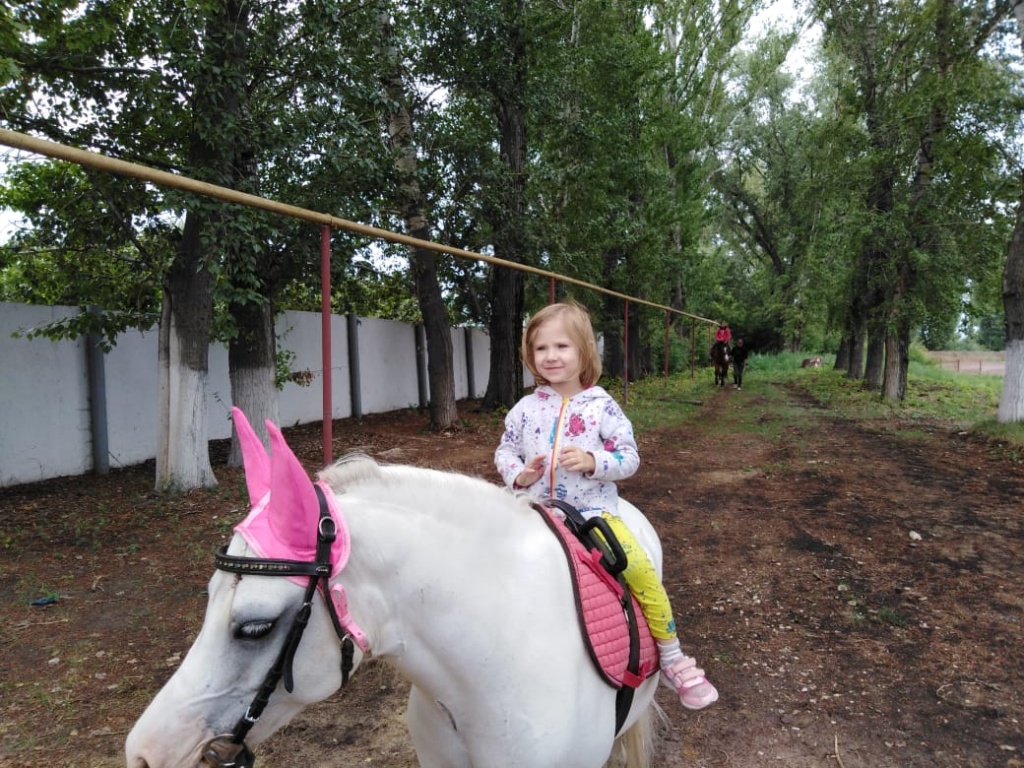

[379,8,459,430]
[483,0,530,408]
[157,0,253,489]
[813,0,1014,399]
[998,0,1024,422]
[2,1,390,482]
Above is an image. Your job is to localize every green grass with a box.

[614,351,1024,456]
[611,373,708,433]
[798,356,1011,429]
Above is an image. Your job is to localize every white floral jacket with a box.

[494,385,640,517]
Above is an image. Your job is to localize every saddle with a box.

[535,501,658,733]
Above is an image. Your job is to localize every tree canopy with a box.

[2,0,1024,482]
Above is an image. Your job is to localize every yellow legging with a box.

[600,512,677,641]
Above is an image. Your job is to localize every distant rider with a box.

[731,338,750,389]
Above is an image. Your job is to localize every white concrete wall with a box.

[1,303,92,483]
[0,302,496,487]
[275,311,353,426]
[357,316,421,414]
[104,327,161,467]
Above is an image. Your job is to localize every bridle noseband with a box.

[202,486,357,768]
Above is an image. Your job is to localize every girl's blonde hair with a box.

[522,301,602,388]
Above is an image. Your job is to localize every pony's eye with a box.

[235,620,275,640]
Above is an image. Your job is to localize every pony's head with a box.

[125,409,359,768]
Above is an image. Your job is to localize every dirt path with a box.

[2,378,1023,767]
[635,383,1024,768]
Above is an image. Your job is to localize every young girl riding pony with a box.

[495,301,718,711]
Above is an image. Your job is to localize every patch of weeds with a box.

[212,515,236,535]
[53,504,111,549]
[188,542,217,569]
[31,681,76,712]
[840,584,908,630]
[874,607,908,628]
[795,359,1005,433]
[714,650,738,665]
[839,583,868,625]
[122,604,156,633]
[973,419,1024,462]
[625,374,708,433]
[209,481,242,501]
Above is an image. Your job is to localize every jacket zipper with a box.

[548,397,569,493]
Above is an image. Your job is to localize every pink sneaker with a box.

[661,656,719,710]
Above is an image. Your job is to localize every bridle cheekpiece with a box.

[202,483,367,768]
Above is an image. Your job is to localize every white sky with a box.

[0,147,28,242]
[751,0,820,82]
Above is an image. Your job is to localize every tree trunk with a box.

[227,297,277,466]
[864,324,885,390]
[482,0,528,410]
[602,293,625,379]
[849,329,866,379]
[382,17,458,430]
[882,324,910,401]
[997,3,1024,422]
[156,219,217,490]
[155,0,249,490]
[483,267,525,408]
[628,303,644,380]
[834,335,851,371]
[998,178,1024,422]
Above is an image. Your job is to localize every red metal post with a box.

[690,319,696,378]
[663,311,670,376]
[321,225,332,466]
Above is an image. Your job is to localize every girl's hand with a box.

[515,455,546,487]
[559,446,595,475]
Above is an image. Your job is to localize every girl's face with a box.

[531,316,583,397]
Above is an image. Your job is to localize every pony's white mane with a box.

[317,452,531,523]
[317,452,386,489]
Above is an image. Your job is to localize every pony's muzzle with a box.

[202,736,255,768]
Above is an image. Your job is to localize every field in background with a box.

[927,349,1006,375]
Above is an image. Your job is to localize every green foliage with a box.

[0,160,169,344]
[973,312,1007,351]
[0,0,1019,391]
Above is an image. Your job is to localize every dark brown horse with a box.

[711,342,730,387]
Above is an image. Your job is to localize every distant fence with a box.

[928,352,1006,376]
[0,301,498,488]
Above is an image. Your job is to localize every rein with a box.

[202,485,357,768]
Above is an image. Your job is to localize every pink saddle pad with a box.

[537,506,658,689]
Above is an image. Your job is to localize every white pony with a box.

[126,409,661,768]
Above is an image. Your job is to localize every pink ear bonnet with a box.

[230,407,349,577]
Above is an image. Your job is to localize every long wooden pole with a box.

[0,129,720,326]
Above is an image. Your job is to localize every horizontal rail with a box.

[0,129,718,326]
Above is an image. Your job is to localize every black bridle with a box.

[201,485,356,768]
